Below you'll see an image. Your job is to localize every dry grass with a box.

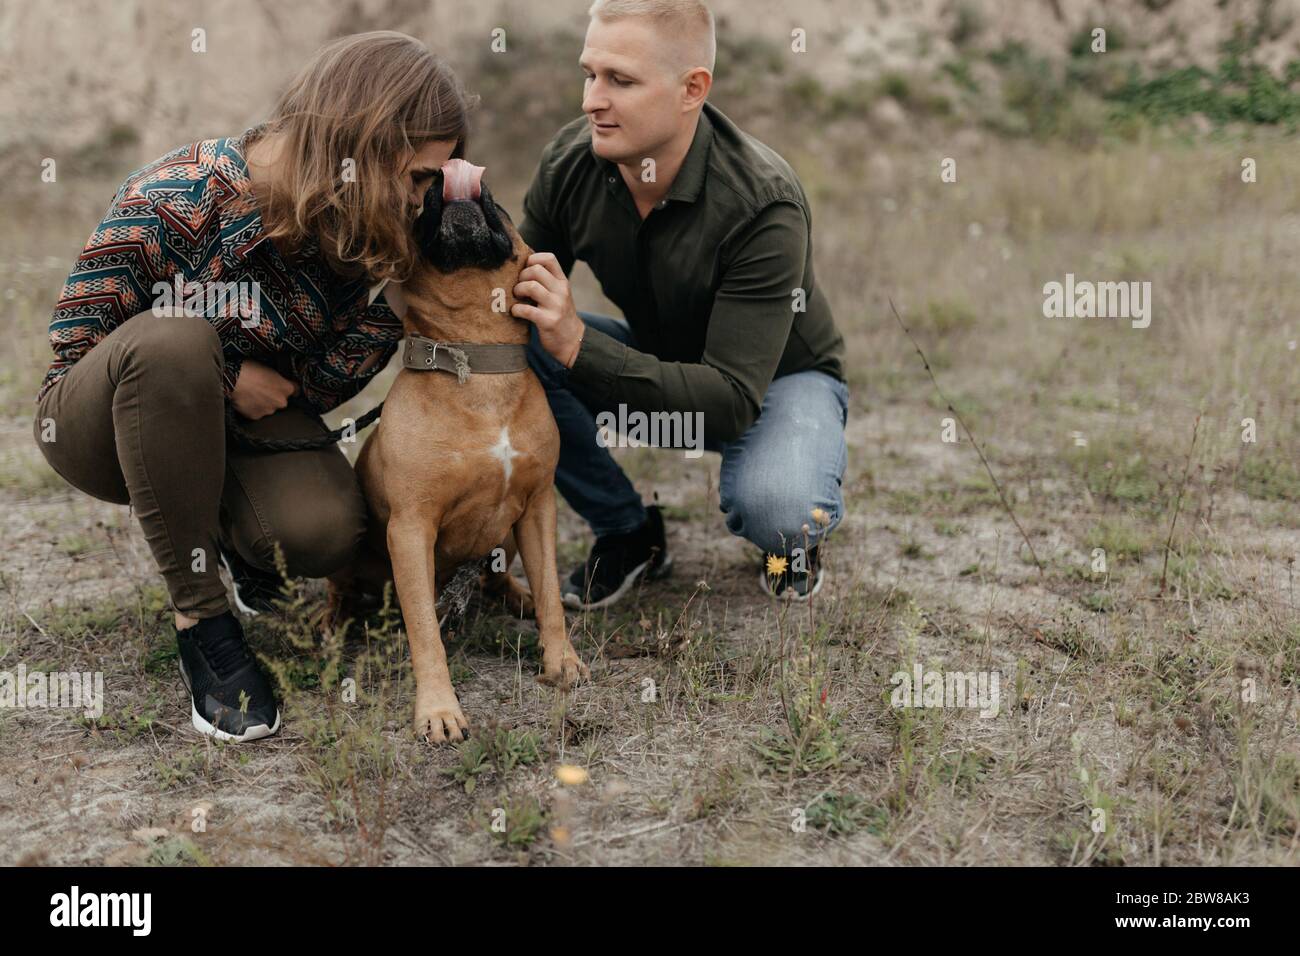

[1,95,1298,865]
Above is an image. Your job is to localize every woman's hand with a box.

[511,253,585,368]
[231,359,298,420]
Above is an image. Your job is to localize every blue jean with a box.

[526,312,849,554]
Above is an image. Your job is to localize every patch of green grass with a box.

[1109,56,1300,127]
[1067,437,1163,508]
[1237,452,1300,501]
[146,835,212,867]
[143,642,179,677]
[1080,589,1115,613]
[805,792,888,836]
[933,747,995,793]
[1037,611,1096,659]
[754,718,847,776]
[82,703,161,741]
[445,724,543,794]
[481,793,548,848]
[927,475,1002,515]
[1163,552,1240,601]
[153,744,212,789]
[688,763,745,820]
[1085,517,1155,564]
[932,518,964,537]
[57,534,94,557]
[941,58,980,93]
[1255,752,1300,836]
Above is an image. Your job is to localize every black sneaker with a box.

[562,505,672,610]
[759,545,825,602]
[176,611,282,742]
[220,547,284,616]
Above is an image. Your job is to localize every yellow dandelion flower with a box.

[811,507,830,527]
[765,554,789,577]
[555,764,589,786]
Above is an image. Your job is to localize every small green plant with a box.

[445,724,543,794]
[481,794,548,848]
[146,835,212,867]
[804,792,887,836]
[153,744,212,790]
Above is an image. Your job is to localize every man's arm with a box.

[516,201,809,445]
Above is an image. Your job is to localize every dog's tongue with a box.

[441,159,484,202]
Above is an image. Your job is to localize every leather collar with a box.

[401,334,530,382]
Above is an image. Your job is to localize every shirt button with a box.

[656,200,667,208]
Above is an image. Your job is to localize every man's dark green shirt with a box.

[519,102,845,445]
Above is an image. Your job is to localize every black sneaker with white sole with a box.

[176,610,281,742]
[759,545,825,602]
[220,547,284,616]
[562,504,672,610]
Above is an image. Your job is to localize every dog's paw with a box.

[537,645,590,691]
[504,584,536,619]
[482,572,536,619]
[413,695,470,744]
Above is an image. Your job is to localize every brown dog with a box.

[325,159,588,743]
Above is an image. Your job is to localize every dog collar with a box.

[400,334,530,382]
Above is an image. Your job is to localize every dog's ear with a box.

[478,182,516,262]
[413,172,444,260]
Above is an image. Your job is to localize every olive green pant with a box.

[33,312,367,619]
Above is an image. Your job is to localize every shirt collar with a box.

[665,107,713,203]
[596,107,714,208]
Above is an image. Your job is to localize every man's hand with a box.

[511,252,585,368]
[231,359,298,420]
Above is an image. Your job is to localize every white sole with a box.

[189,701,281,742]
[220,552,263,617]
[759,566,825,602]
[179,659,281,743]
[562,554,673,611]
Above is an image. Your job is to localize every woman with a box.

[31,32,473,742]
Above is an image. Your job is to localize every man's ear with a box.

[478,182,516,262]
[413,172,445,260]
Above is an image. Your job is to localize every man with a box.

[513,0,847,608]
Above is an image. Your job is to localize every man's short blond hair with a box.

[587,0,716,75]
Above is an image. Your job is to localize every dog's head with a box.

[401,158,532,344]
[413,159,516,273]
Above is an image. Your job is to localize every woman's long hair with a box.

[252,31,476,284]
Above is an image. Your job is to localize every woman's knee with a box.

[118,312,224,378]
[249,493,367,579]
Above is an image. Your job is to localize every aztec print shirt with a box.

[37,124,403,414]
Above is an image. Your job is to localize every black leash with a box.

[224,401,384,453]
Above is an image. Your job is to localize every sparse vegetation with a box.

[1,0,1296,866]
